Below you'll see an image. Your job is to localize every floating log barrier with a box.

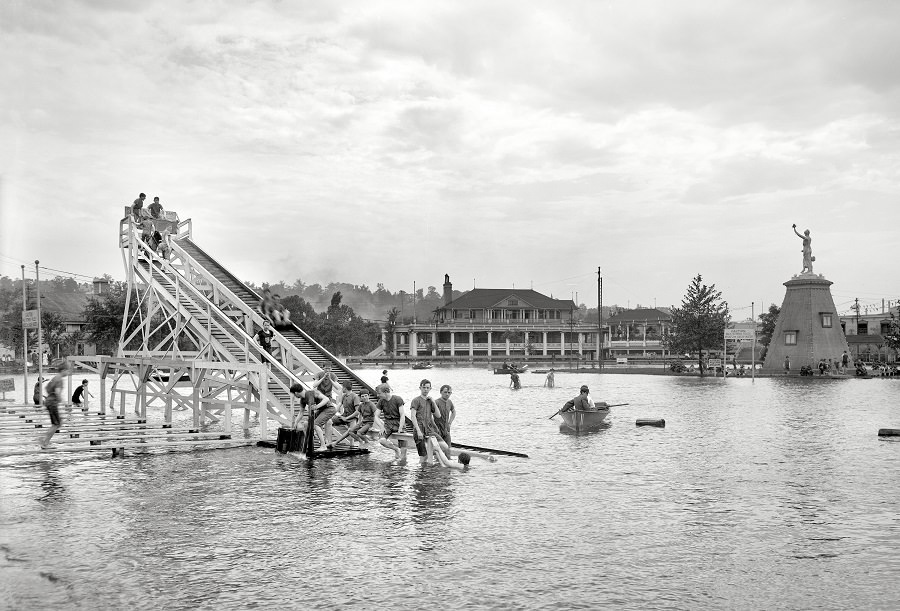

[878,428,900,437]
[636,418,665,427]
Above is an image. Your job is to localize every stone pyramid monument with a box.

[761,224,851,374]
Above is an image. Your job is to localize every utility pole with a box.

[35,260,43,403]
[598,266,603,371]
[21,265,29,404]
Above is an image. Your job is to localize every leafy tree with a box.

[883,301,900,358]
[0,293,25,357]
[83,280,141,355]
[280,294,318,330]
[384,307,400,354]
[757,303,781,359]
[40,311,68,358]
[663,274,730,375]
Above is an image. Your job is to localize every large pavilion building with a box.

[384,275,601,359]
[605,307,675,359]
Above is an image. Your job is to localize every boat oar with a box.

[548,402,629,419]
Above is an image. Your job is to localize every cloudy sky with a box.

[2,0,899,319]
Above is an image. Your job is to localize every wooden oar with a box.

[548,402,629,419]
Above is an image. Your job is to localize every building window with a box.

[821,314,832,328]
[882,322,892,335]
[469,310,477,319]
[508,299,518,306]
[784,331,797,345]
[858,322,868,335]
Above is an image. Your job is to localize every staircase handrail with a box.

[168,233,365,387]
[127,232,307,420]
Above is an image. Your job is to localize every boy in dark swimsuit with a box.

[72,379,92,407]
[410,379,442,465]
[255,320,275,363]
[377,387,407,462]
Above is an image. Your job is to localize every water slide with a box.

[168,231,375,396]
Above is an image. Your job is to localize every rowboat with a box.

[559,402,610,432]
[494,364,528,375]
[412,361,433,370]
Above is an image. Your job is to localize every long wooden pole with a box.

[598,267,603,371]
[21,265,29,404]
[35,260,43,403]
[751,301,756,381]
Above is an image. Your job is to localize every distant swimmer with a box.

[509,371,521,389]
[425,434,496,469]
[433,444,470,470]
[544,368,555,388]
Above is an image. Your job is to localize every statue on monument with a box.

[792,224,815,274]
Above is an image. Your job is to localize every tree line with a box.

[0,275,386,359]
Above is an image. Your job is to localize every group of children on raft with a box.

[288,367,494,469]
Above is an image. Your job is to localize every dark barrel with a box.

[276,427,304,453]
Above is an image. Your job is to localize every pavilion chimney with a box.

[93,277,109,295]
[443,274,452,306]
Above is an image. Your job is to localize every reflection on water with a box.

[36,463,67,504]
[2,368,900,609]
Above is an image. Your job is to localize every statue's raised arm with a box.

[792,223,814,273]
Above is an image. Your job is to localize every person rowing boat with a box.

[560,385,598,412]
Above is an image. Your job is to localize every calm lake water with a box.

[2,367,899,610]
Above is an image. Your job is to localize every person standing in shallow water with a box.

[434,384,455,446]
[510,371,521,389]
[39,360,69,449]
[33,377,43,406]
[544,368,555,388]
[72,379,93,407]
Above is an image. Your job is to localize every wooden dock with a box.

[0,403,255,458]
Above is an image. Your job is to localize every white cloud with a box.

[1,0,899,312]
